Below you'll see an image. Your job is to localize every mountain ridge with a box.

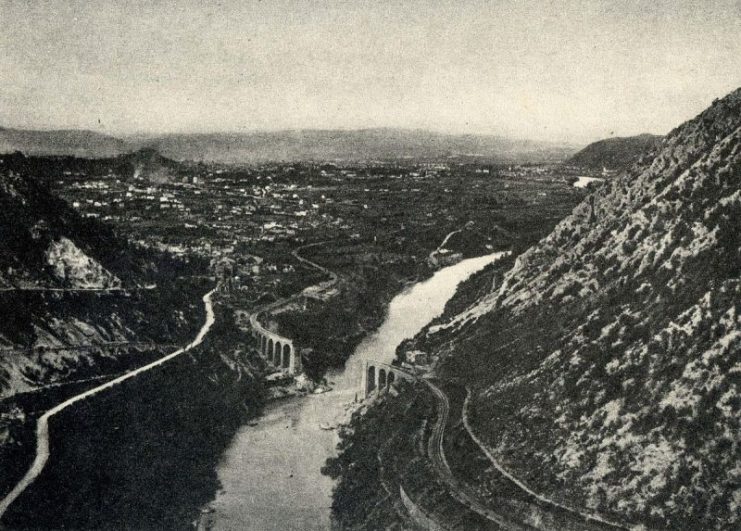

[1,126,579,164]
[566,133,663,171]
[0,152,206,398]
[0,127,130,159]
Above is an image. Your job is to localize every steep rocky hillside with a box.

[0,153,206,397]
[422,89,740,528]
[566,134,663,171]
[0,152,168,289]
[0,307,266,528]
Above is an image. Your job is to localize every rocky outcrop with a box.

[45,237,120,288]
[0,153,205,398]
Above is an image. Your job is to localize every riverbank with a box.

[201,251,508,530]
[274,231,513,383]
[274,255,421,380]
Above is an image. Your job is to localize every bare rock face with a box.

[45,237,121,289]
[430,88,741,528]
[0,154,200,399]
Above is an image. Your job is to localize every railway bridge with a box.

[245,241,341,376]
[249,314,301,375]
[362,361,414,396]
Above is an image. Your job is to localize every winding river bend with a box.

[205,252,506,531]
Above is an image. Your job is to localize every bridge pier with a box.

[251,326,300,376]
[362,362,412,396]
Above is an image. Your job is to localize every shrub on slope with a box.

[429,89,741,528]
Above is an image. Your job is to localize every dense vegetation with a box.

[322,383,434,530]
[276,262,417,380]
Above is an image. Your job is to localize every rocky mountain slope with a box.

[421,89,740,528]
[566,134,663,171]
[0,152,165,289]
[0,153,205,397]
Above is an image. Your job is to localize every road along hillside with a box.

[0,288,216,520]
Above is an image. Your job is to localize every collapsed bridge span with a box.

[362,361,414,396]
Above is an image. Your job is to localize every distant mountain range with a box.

[0,127,130,158]
[0,127,578,164]
[566,133,663,170]
[144,129,578,164]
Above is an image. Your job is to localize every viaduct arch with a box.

[362,362,413,396]
[245,241,340,378]
[249,313,301,375]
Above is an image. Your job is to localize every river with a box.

[204,251,506,530]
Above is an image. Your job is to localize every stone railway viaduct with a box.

[246,241,339,375]
[245,242,414,394]
[249,313,301,374]
[362,361,414,396]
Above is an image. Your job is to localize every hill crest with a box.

[566,133,663,171]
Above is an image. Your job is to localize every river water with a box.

[206,252,506,530]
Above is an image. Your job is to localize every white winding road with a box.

[0,288,217,520]
[461,387,628,530]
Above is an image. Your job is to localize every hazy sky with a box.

[1,0,739,142]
